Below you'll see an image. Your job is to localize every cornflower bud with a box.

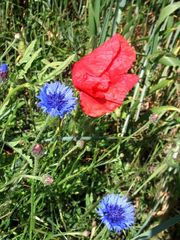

[32,144,43,155]
[149,113,159,123]
[42,175,54,186]
[76,139,85,149]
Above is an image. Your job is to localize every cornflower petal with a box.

[0,63,8,81]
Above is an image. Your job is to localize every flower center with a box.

[106,204,125,224]
[47,93,66,109]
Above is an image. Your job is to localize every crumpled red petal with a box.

[79,92,119,117]
[108,35,136,78]
[72,73,110,97]
[79,74,138,117]
[72,34,120,79]
[104,74,139,104]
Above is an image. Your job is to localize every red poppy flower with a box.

[72,34,138,117]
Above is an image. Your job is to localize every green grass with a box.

[0,0,180,239]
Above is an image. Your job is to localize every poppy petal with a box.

[72,34,120,80]
[79,92,119,117]
[104,74,139,104]
[108,35,136,77]
[72,72,110,97]
[79,74,138,117]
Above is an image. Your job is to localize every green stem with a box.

[59,119,63,157]
[22,175,42,181]
[28,115,51,155]
[29,114,51,239]
[53,145,78,171]
[0,39,16,61]
[29,155,39,240]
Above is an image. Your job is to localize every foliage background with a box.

[0,0,179,239]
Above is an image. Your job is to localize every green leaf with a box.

[93,0,101,31]
[88,0,96,37]
[156,2,180,29]
[132,163,167,196]
[149,80,173,93]
[111,0,123,35]
[39,61,66,80]
[18,40,37,65]
[0,83,31,117]
[23,48,42,72]
[132,215,180,240]
[18,48,42,79]
[7,141,33,167]
[151,106,180,114]
[41,54,76,82]
[159,56,180,66]
[99,0,114,44]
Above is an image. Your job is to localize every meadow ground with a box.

[0,0,180,239]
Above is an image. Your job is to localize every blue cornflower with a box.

[0,63,8,81]
[97,194,135,233]
[37,81,77,118]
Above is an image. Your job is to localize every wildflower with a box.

[37,81,77,118]
[97,194,135,233]
[0,63,8,82]
[72,34,138,117]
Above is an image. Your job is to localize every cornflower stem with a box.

[53,145,78,171]
[22,175,42,181]
[29,155,39,240]
[28,114,51,156]
[59,119,63,157]
[29,114,51,239]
